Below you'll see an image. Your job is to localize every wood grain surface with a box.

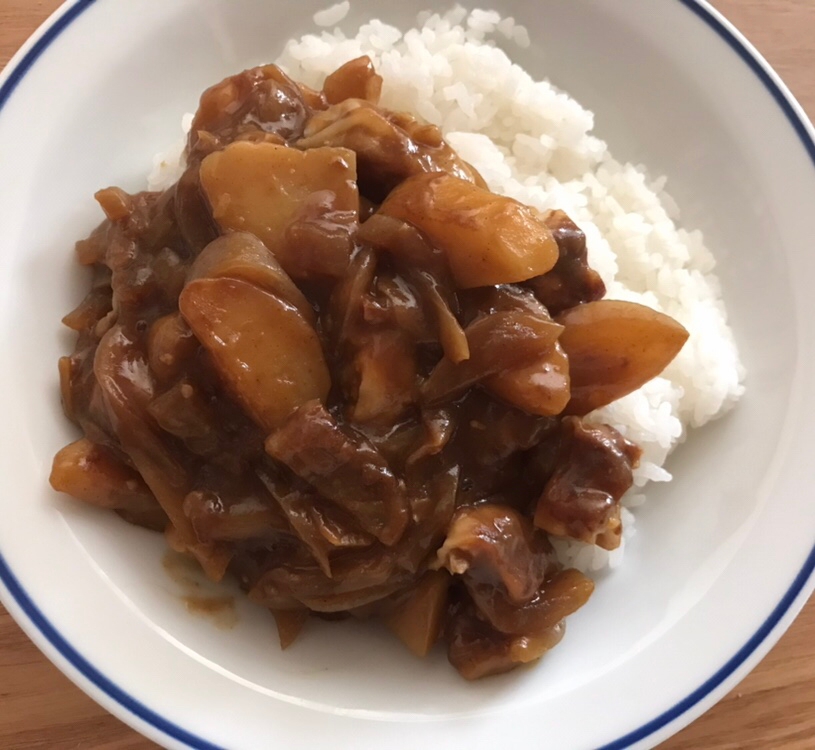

[1,1,814,748]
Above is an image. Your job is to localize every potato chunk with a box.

[50,438,155,511]
[273,609,310,650]
[380,173,559,289]
[486,343,571,417]
[179,277,330,431]
[557,300,689,415]
[384,571,450,657]
[323,55,383,105]
[199,141,359,279]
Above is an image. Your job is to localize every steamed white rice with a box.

[149,7,745,573]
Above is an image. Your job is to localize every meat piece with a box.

[380,173,560,289]
[534,417,641,550]
[188,64,312,159]
[347,327,418,425]
[437,504,593,678]
[440,505,593,678]
[526,210,606,315]
[396,463,459,573]
[89,188,191,318]
[451,394,557,471]
[265,401,410,546]
[298,99,483,200]
[436,505,553,604]
[466,568,594,635]
[450,395,556,511]
[446,599,566,680]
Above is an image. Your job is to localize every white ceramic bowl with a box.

[1,1,814,748]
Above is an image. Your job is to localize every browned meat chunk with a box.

[188,64,312,160]
[466,568,594,636]
[446,599,566,680]
[298,100,484,200]
[436,505,553,603]
[526,210,606,315]
[265,401,410,546]
[451,393,556,472]
[437,504,594,678]
[534,418,641,550]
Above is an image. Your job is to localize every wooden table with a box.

[2,1,815,747]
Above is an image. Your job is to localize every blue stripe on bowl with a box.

[1,2,813,748]
[0,550,225,750]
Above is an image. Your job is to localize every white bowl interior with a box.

[1,1,813,748]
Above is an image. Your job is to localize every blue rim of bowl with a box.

[1,1,814,748]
